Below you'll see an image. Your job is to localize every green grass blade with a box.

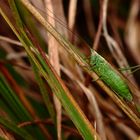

[30,59,56,123]
[0,117,34,140]
[29,50,98,139]
[0,73,46,140]
[0,73,32,121]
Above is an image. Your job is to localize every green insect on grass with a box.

[89,49,133,101]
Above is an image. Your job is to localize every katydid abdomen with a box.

[90,49,133,101]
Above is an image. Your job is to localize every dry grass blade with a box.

[125,0,140,64]
[44,0,62,140]
[68,0,77,30]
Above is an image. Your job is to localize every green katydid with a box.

[89,49,133,101]
[89,49,140,103]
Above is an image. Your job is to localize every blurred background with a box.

[0,0,140,140]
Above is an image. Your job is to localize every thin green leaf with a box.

[0,73,46,140]
[0,117,34,140]
[30,58,56,122]
[0,73,32,121]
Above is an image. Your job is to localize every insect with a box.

[24,5,135,102]
[89,49,133,101]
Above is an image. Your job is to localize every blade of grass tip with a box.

[0,117,34,140]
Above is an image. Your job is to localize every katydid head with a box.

[89,49,98,67]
